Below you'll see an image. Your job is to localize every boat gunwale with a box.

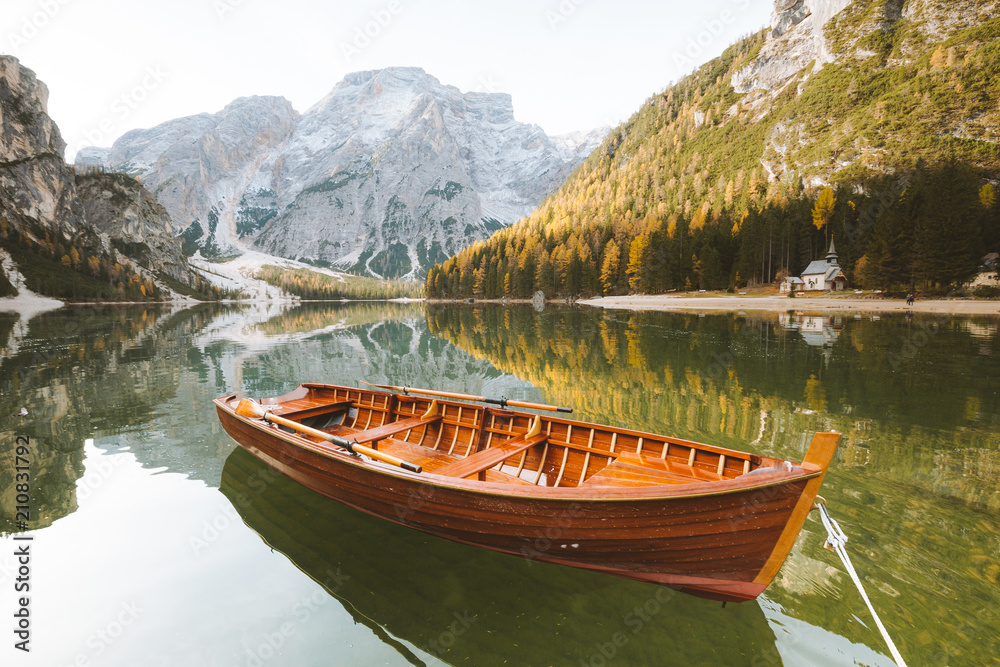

[214,392,826,503]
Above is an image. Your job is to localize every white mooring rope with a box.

[817,502,908,667]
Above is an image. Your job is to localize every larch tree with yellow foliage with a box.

[812,187,836,247]
[600,240,620,295]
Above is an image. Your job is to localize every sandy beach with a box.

[580,294,1000,315]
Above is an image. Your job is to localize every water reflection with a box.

[426,305,1000,510]
[778,313,842,350]
[1,301,996,666]
[425,304,1000,665]
[0,301,519,533]
[221,446,781,667]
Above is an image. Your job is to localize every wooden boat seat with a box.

[372,439,458,472]
[434,433,549,479]
[615,450,726,482]
[274,399,354,420]
[584,460,695,487]
[375,439,534,485]
[583,450,707,487]
[345,414,443,445]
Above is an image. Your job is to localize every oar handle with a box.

[328,435,423,474]
[486,397,573,413]
[263,411,422,473]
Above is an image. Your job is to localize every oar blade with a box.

[361,381,398,391]
[235,398,266,419]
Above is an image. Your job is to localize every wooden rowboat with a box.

[214,382,839,603]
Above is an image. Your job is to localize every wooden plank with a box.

[375,439,460,472]
[613,451,707,483]
[585,461,694,487]
[275,400,353,420]
[552,446,571,487]
[435,434,549,479]
[347,415,443,445]
[577,429,596,487]
[532,413,763,462]
[532,442,550,485]
[446,424,461,456]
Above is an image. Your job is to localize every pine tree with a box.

[913,162,981,286]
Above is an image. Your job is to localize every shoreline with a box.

[579,294,1000,315]
[0,291,64,318]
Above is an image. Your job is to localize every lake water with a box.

[1,302,997,666]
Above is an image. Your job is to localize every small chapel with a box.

[780,239,848,293]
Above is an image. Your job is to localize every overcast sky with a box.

[2,0,773,161]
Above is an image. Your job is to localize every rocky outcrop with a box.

[735,0,1000,96]
[0,55,195,296]
[77,96,299,254]
[0,55,86,240]
[80,68,604,279]
[74,171,191,284]
[732,0,852,94]
[730,0,1000,186]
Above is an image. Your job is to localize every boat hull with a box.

[216,393,831,602]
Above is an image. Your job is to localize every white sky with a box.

[2,0,773,161]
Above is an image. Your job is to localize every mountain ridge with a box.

[427,0,1000,299]
[79,67,605,280]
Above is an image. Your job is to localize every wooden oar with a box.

[235,399,422,473]
[362,382,573,413]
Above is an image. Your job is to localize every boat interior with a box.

[230,383,783,488]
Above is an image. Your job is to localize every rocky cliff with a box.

[79,68,605,279]
[0,56,85,239]
[732,0,853,94]
[1,55,196,300]
[74,170,191,284]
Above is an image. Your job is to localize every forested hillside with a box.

[427,6,1000,299]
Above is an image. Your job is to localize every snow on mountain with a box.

[79,68,605,279]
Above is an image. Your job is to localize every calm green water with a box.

[0,302,997,666]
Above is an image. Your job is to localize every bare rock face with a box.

[732,0,852,94]
[771,0,812,38]
[902,0,998,42]
[80,68,605,279]
[1,55,194,293]
[74,171,191,284]
[0,55,85,239]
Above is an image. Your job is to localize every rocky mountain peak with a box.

[733,0,852,94]
[219,95,298,122]
[80,68,604,279]
[340,66,428,87]
[0,55,65,162]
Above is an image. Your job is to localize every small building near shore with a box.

[781,239,848,293]
[780,276,804,294]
